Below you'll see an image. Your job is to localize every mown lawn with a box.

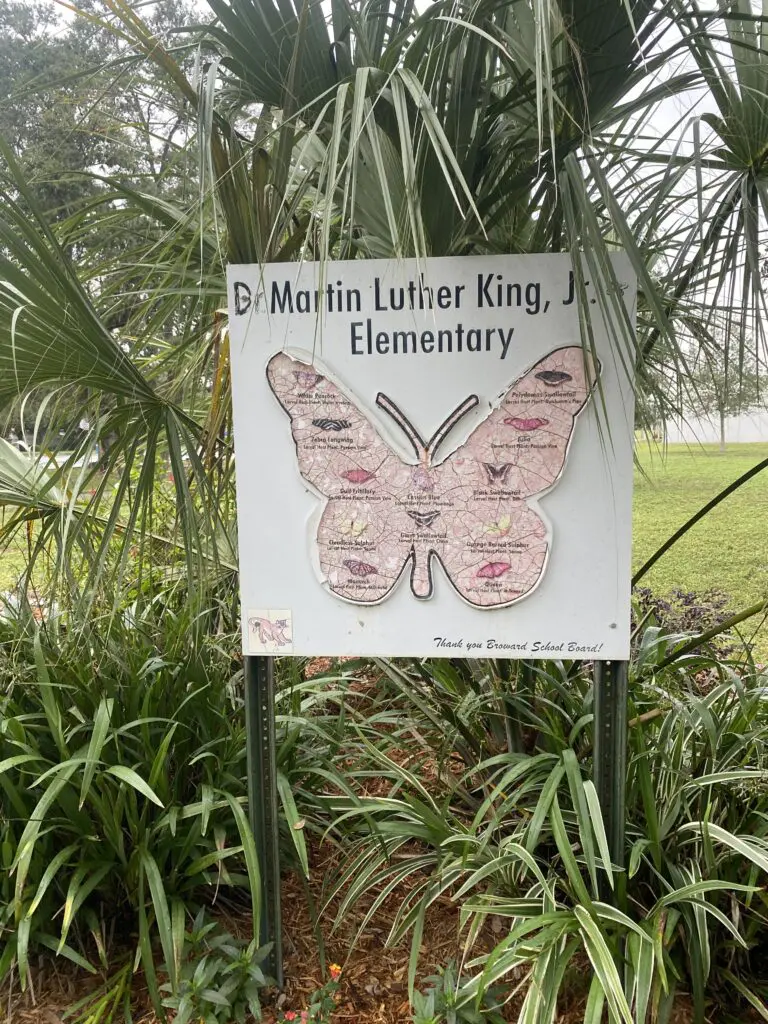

[0,529,31,593]
[633,442,768,656]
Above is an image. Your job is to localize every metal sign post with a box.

[242,652,629,979]
[244,655,283,986]
[593,660,629,907]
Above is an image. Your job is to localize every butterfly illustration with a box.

[407,510,441,529]
[313,418,351,432]
[477,562,511,579]
[267,346,599,608]
[482,462,513,485]
[504,416,549,431]
[485,514,512,537]
[536,370,572,387]
[341,516,368,538]
[294,370,323,390]
[344,559,378,577]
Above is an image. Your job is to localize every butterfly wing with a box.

[269,348,596,608]
[430,346,598,607]
[267,352,416,604]
[268,352,400,495]
[440,346,599,494]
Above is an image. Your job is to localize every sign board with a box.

[227,254,635,659]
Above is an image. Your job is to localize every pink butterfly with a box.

[341,468,376,484]
[267,347,598,608]
[476,562,512,579]
[344,559,378,577]
[504,416,549,431]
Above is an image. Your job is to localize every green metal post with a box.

[244,655,283,986]
[593,660,628,907]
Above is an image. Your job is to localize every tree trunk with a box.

[719,407,726,452]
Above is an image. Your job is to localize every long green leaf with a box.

[79,697,114,809]
[106,765,164,808]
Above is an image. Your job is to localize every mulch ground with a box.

[267,841,509,1024]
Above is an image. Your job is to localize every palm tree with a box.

[1,0,766,614]
[1,0,768,1015]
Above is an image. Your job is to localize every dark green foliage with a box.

[0,0,199,222]
[412,962,506,1024]
[303,642,768,1022]
[0,606,365,1014]
[160,909,273,1024]
[0,0,121,222]
[0,606,255,1006]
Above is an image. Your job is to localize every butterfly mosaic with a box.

[266,346,599,608]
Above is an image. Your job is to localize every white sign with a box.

[228,254,635,659]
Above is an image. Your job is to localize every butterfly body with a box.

[267,347,598,607]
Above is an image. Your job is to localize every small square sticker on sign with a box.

[246,610,293,654]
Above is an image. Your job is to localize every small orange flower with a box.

[329,963,342,981]
[284,1012,297,1021]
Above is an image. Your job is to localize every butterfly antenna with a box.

[375,393,427,459]
[427,395,479,459]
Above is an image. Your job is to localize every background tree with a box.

[686,348,767,451]
[0,0,198,217]
[0,0,200,443]
[0,0,120,222]
[642,323,768,449]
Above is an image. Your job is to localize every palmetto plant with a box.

[0,0,766,607]
[1,0,768,1020]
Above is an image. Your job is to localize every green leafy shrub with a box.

[0,607,258,1012]
[312,644,768,1023]
[0,608,369,1018]
[412,962,505,1024]
[160,909,273,1024]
